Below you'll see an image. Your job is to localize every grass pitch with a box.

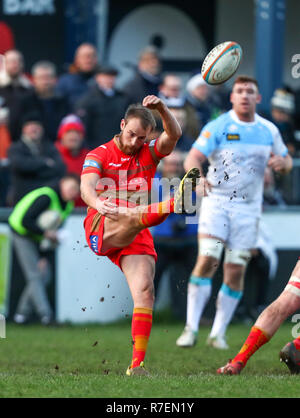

[0,317,299,398]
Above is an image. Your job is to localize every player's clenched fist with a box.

[142,95,165,111]
[268,152,287,173]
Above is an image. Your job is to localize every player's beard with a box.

[117,132,141,155]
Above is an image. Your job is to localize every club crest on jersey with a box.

[226,133,240,141]
[90,235,99,253]
[228,124,238,132]
[202,130,211,139]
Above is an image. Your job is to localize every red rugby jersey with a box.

[81,136,166,209]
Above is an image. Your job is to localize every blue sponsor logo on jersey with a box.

[83,160,101,169]
[90,235,99,253]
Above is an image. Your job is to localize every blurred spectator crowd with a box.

[1,43,300,208]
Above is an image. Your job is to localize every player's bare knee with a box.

[194,255,219,277]
[281,290,300,314]
[194,237,223,277]
[137,281,155,305]
[224,263,244,286]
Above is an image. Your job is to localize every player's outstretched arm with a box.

[142,95,182,155]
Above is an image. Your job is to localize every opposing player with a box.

[176,76,292,349]
[80,95,199,375]
[217,258,300,375]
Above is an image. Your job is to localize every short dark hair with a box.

[124,103,156,131]
[233,75,259,90]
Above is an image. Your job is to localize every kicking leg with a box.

[101,199,174,252]
[101,167,200,252]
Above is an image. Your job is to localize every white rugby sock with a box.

[209,283,243,339]
[186,275,212,333]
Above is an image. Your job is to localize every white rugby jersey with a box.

[193,110,288,212]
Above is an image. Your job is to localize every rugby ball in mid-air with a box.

[201,41,242,85]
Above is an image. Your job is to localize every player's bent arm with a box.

[155,104,182,155]
[184,147,207,176]
[80,172,100,210]
[142,95,181,155]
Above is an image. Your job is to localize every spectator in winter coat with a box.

[122,46,162,105]
[19,61,69,142]
[168,106,196,152]
[75,65,129,149]
[56,43,98,110]
[0,49,32,142]
[56,114,89,207]
[158,74,200,140]
[7,112,66,205]
[270,88,299,156]
[185,73,222,130]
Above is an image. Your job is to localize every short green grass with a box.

[0,318,298,398]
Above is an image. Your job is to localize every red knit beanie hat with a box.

[57,114,85,140]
